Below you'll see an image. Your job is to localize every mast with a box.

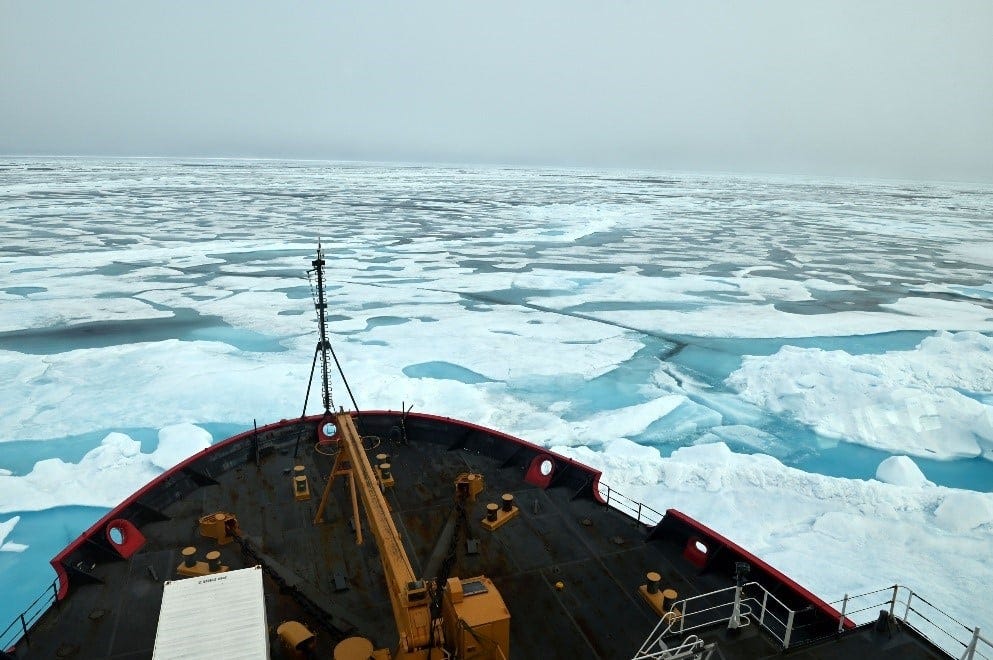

[313,242,333,413]
[301,242,362,420]
[300,243,335,433]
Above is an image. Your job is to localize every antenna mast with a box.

[300,241,363,439]
[313,242,333,413]
[301,241,334,419]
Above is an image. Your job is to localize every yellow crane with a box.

[316,411,511,660]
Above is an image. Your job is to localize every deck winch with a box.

[197,511,240,545]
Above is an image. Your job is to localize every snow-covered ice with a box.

[0,516,28,552]
[876,456,930,487]
[726,331,993,460]
[0,425,212,514]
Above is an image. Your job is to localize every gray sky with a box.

[2,1,992,181]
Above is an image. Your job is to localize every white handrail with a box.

[827,584,990,660]
[634,580,800,655]
[598,481,664,527]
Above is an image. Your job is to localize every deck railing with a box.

[598,482,664,527]
[0,579,59,652]
[597,483,989,660]
[633,581,795,658]
[829,585,992,660]
[634,580,990,660]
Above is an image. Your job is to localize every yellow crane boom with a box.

[333,412,434,651]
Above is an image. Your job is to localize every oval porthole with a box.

[539,459,554,477]
[694,540,708,554]
[322,422,337,437]
[108,526,125,545]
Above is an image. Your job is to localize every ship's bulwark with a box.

[7,412,947,659]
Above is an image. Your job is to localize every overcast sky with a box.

[2,1,992,181]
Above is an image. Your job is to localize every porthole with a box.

[539,459,554,477]
[108,526,125,545]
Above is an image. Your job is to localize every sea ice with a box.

[875,456,930,487]
[588,302,993,338]
[694,425,782,456]
[0,516,28,552]
[0,296,173,334]
[0,341,311,442]
[149,424,212,470]
[934,491,993,532]
[726,331,993,460]
[563,395,686,446]
[0,425,214,514]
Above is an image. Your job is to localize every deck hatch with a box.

[152,565,268,659]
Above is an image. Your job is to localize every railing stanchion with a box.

[19,613,28,646]
[759,590,768,627]
[838,593,849,633]
[783,610,795,649]
[889,585,899,617]
[960,627,980,660]
[903,591,914,622]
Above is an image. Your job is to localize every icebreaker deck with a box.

[3,412,953,659]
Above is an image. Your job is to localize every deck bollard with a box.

[646,571,661,595]
[182,546,197,569]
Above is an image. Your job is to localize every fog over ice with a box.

[2,1,992,182]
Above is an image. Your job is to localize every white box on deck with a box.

[153,565,269,659]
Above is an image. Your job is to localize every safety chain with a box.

[427,491,471,647]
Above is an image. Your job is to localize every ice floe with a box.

[586,301,993,338]
[149,424,212,470]
[0,426,212,514]
[875,456,930,487]
[0,516,28,552]
[726,331,993,460]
